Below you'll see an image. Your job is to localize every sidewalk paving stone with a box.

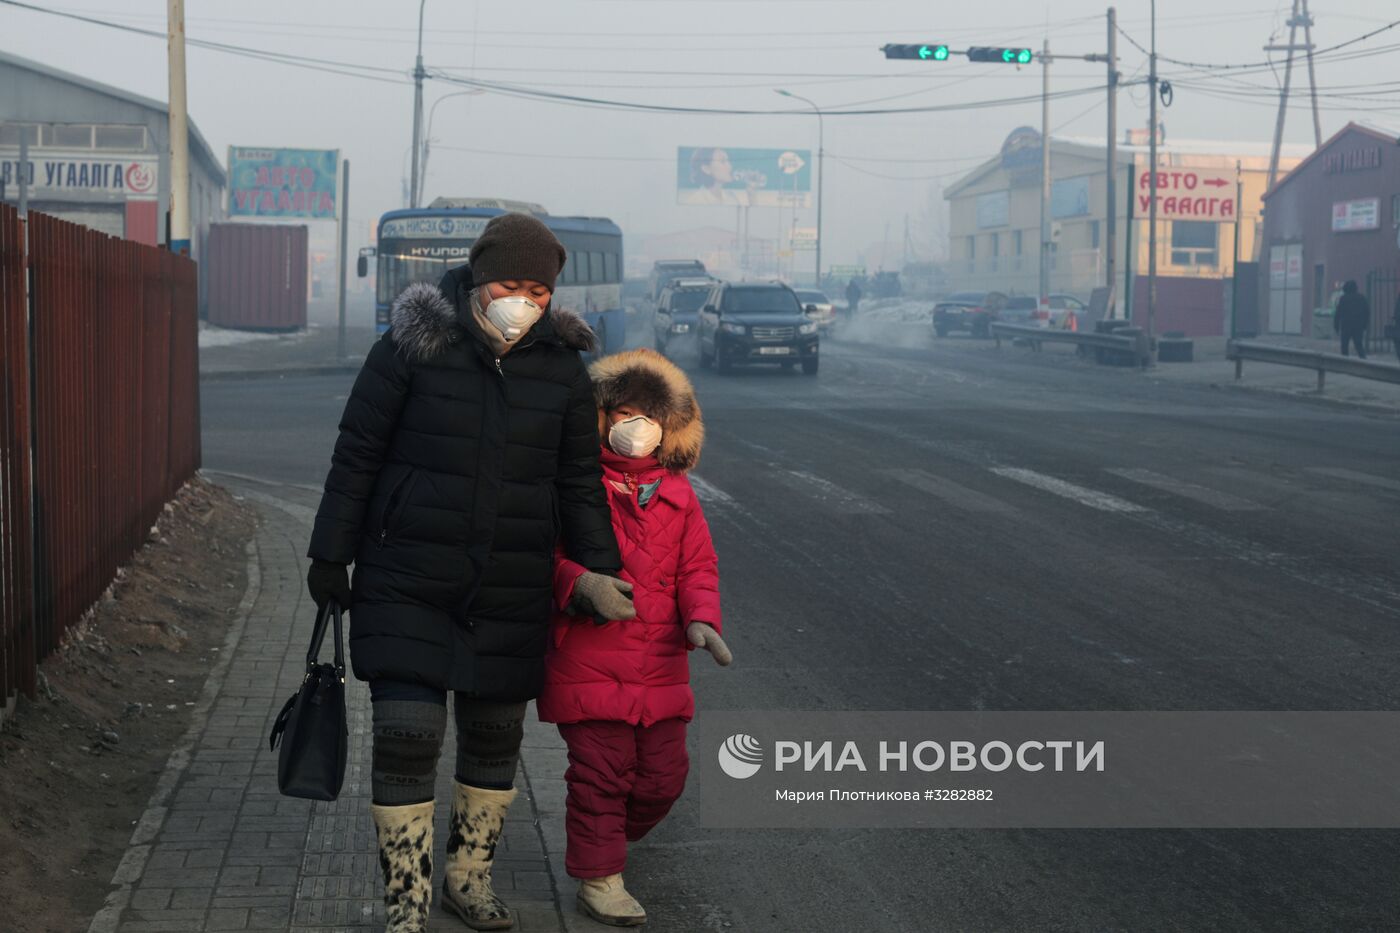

[89,490,568,933]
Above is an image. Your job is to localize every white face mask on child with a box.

[609,415,663,458]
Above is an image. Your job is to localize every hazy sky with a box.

[4,1,1397,266]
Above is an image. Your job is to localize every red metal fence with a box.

[0,207,200,712]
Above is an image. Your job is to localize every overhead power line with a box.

[1116,15,1400,72]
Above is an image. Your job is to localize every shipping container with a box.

[206,222,308,330]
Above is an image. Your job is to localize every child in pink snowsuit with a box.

[538,348,730,927]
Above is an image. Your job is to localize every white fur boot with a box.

[370,799,435,933]
[442,782,516,930]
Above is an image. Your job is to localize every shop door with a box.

[1267,243,1304,334]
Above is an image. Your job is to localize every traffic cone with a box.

[1067,312,1078,332]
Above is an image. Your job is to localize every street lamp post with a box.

[419,89,485,196]
[776,89,824,288]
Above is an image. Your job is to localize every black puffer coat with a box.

[308,271,621,699]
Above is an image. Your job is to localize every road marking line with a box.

[1305,467,1400,494]
[1106,467,1264,512]
[989,467,1148,513]
[688,474,737,508]
[881,468,1018,515]
[782,469,891,515]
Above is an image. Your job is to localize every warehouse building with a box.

[945,126,1305,334]
[1259,122,1400,339]
[0,49,225,257]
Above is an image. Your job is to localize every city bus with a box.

[362,197,626,356]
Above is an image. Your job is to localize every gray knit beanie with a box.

[468,213,567,290]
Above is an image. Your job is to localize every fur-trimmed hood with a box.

[590,348,704,473]
[388,281,596,362]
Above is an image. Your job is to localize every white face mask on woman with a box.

[476,290,544,342]
[608,415,663,458]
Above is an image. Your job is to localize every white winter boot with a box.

[577,873,647,927]
[370,799,435,933]
[442,781,516,930]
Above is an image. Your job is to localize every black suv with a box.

[697,282,820,374]
[653,276,713,355]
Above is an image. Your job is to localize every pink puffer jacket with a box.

[537,349,720,726]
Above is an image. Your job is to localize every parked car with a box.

[698,281,821,375]
[648,259,708,303]
[999,295,1052,328]
[1048,293,1088,330]
[932,290,1007,338]
[653,277,714,355]
[990,293,1090,331]
[793,288,837,333]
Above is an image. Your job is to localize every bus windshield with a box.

[376,240,471,305]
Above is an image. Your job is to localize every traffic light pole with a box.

[1040,40,1052,311]
[1147,0,1159,365]
[1106,7,1119,317]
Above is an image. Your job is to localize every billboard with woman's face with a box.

[677,147,812,207]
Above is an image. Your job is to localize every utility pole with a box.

[337,159,349,359]
[1146,0,1159,363]
[166,0,190,254]
[1105,7,1119,316]
[1039,39,1052,310]
[1266,0,1322,190]
[409,0,428,209]
[776,89,824,287]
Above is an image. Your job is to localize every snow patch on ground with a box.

[857,297,935,323]
[198,322,313,349]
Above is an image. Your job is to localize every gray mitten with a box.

[571,572,636,623]
[686,622,732,666]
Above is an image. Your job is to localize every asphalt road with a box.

[202,317,1400,932]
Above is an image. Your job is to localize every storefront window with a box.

[1171,221,1218,267]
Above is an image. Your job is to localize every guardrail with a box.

[1227,340,1400,391]
[991,322,1150,366]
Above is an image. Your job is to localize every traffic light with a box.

[967,46,1034,64]
[882,43,951,61]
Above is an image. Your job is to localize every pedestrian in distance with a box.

[1391,291,1400,363]
[845,275,863,316]
[1334,279,1369,359]
[306,213,633,933]
[537,348,730,927]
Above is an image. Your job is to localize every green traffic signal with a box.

[882,43,951,61]
[1016,48,1033,64]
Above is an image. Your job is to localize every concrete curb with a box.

[200,363,364,382]
[87,537,263,933]
[836,329,1400,416]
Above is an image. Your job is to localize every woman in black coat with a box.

[306,213,636,933]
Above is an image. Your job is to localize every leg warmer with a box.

[453,697,527,790]
[371,699,447,806]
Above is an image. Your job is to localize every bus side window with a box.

[590,252,603,283]
[563,251,577,285]
[604,252,618,283]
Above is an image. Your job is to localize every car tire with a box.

[802,357,819,375]
[934,323,950,338]
[655,335,667,354]
[716,345,733,374]
[699,341,713,369]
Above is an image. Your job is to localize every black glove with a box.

[307,560,351,610]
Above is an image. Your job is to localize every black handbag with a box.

[268,599,348,800]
